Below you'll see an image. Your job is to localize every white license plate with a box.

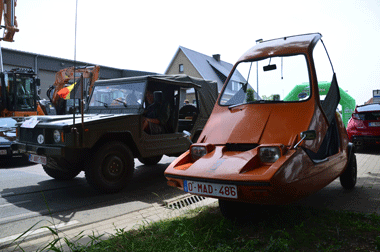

[29,154,47,165]
[0,149,7,155]
[369,122,380,127]
[184,180,237,199]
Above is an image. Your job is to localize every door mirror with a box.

[300,130,316,140]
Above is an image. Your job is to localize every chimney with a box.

[212,54,220,62]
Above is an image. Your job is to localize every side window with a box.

[313,40,334,100]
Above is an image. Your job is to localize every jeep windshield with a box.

[89,81,145,109]
[220,54,310,106]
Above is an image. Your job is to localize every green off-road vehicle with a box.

[15,75,218,193]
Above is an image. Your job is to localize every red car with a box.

[347,104,380,147]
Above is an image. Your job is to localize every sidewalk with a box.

[4,151,380,251]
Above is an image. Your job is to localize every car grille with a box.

[19,128,54,144]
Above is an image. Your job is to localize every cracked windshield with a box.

[220,54,310,106]
[89,82,145,108]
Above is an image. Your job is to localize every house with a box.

[165,46,248,104]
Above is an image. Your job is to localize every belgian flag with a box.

[57,78,82,100]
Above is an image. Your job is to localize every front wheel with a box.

[138,155,163,166]
[340,154,357,189]
[85,141,134,193]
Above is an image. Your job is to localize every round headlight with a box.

[53,130,61,143]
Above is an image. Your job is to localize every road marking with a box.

[0,220,80,245]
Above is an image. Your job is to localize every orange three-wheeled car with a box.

[164,33,357,219]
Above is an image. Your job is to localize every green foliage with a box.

[11,204,380,252]
[246,88,255,102]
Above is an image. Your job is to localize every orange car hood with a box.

[198,100,315,146]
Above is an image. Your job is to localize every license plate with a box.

[369,122,380,127]
[184,180,238,199]
[0,149,7,155]
[29,154,47,165]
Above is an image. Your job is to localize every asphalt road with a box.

[0,156,185,245]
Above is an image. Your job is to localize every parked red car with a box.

[347,103,380,147]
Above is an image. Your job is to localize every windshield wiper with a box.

[96,100,108,108]
[112,98,128,107]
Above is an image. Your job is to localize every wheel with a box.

[340,154,357,189]
[138,155,163,165]
[43,158,81,180]
[85,141,134,193]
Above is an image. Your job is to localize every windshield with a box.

[220,54,310,106]
[89,81,145,108]
[7,74,37,111]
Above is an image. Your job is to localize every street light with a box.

[255,39,263,99]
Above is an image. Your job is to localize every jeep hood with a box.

[21,114,134,128]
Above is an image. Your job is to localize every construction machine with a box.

[0,0,18,42]
[46,65,100,114]
[0,0,46,118]
[0,68,44,117]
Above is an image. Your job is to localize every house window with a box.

[231,81,241,91]
[179,64,184,73]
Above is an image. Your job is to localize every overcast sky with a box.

[2,0,379,105]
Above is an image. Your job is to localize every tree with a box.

[246,88,255,102]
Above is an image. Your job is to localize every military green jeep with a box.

[15,75,218,193]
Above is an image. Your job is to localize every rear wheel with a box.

[85,141,134,193]
[43,158,81,180]
[340,154,357,189]
[138,155,163,166]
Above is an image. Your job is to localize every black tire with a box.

[138,155,163,166]
[43,159,81,180]
[85,141,134,193]
[340,154,357,189]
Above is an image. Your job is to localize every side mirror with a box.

[293,130,316,149]
[300,130,316,140]
[35,78,41,87]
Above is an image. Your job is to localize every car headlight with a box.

[191,146,207,162]
[259,146,281,163]
[53,130,61,143]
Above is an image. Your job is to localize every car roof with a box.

[237,33,322,62]
[356,104,380,113]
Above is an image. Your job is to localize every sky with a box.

[2,0,380,106]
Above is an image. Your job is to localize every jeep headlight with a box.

[259,146,281,163]
[190,146,207,162]
[53,130,61,143]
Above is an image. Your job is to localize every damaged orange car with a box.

[164,33,357,219]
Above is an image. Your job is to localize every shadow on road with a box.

[0,161,186,224]
[355,145,380,155]
[0,156,32,169]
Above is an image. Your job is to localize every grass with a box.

[13,203,379,252]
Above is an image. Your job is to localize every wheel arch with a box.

[91,131,140,158]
